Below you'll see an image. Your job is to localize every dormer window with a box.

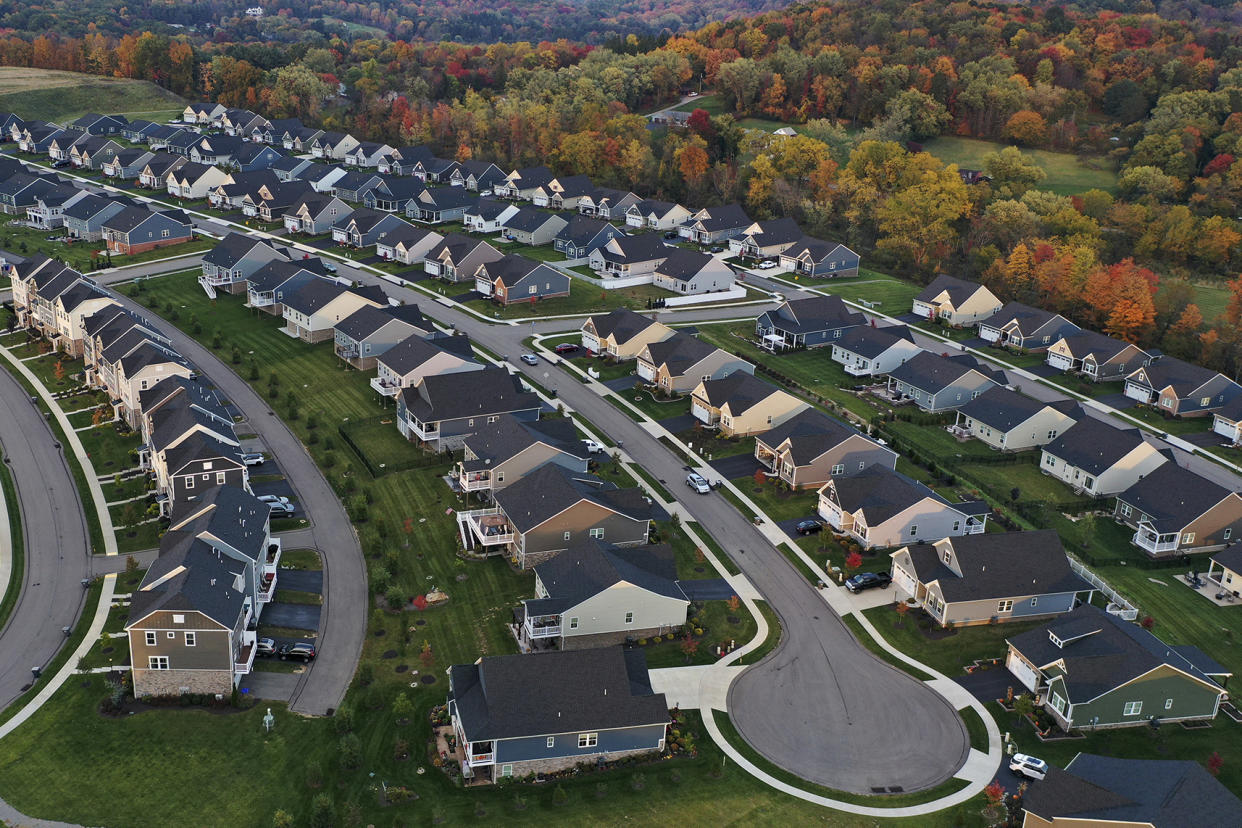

[942,549,951,564]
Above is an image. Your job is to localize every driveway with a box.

[240,671,300,703]
[602,376,637,392]
[657,413,696,433]
[677,578,738,601]
[775,516,821,542]
[1097,393,1137,410]
[262,602,321,631]
[954,666,1018,704]
[1023,363,1061,378]
[708,453,763,479]
[278,569,323,592]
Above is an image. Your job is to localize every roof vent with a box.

[210,578,216,586]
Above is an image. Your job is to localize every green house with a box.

[1004,605,1229,731]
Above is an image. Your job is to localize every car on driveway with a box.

[1009,754,1048,781]
[844,572,892,593]
[757,260,777,270]
[686,472,711,494]
[257,494,291,506]
[795,519,822,535]
[520,353,539,365]
[241,452,265,466]
[256,637,276,657]
[554,343,579,355]
[279,642,316,661]
[257,494,295,516]
[583,440,605,454]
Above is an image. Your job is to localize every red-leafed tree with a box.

[845,551,863,572]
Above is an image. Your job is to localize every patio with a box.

[1179,570,1242,608]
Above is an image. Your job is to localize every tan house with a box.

[1045,330,1149,383]
[911,275,1002,327]
[637,331,754,395]
[371,333,481,398]
[1113,462,1242,557]
[1040,419,1168,497]
[50,281,119,357]
[690,371,807,437]
[452,415,590,496]
[952,386,1081,452]
[281,280,386,343]
[1206,547,1242,601]
[754,408,896,490]
[580,308,673,361]
[115,341,195,429]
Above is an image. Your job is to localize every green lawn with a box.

[77,423,141,475]
[619,386,692,422]
[672,94,726,116]
[464,278,689,320]
[1112,404,1212,436]
[781,270,921,312]
[21,352,86,394]
[643,600,757,668]
[919,135,1118,196]
[733,477,819,523]
[0,67,185,122]
[0,215,213,273]
[862,605,1047,678]
[955,459,1073,505]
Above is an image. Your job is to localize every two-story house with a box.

[244,260,325,316]
[62,194,129,242]
[636,331,754,395]
[200,232,288,294]
[282,280,387,343]
[333,304,430,370]
[397,366,540,451]
[371,333,481,398]
[102,207,193,256]
[453,415,590,496]
[754,408,897,490]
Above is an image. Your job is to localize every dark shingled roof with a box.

[1052,329,1143,363]
[466,197,512,221]
[400,366,538,425]
[503,205,562,233]
[150,399,237,454]
[1116,463,1235,534]
[956,386,1081,432]
[526,540,686,616]
[641,331,721,375]
[1131,355,1237,396]
[138,376,228,424]
[915,274,990,306]
[779,236,846,263]
[902,531,1088,603]
[829,464,962,525]
[741,216,802,246]
[379,333,478,376]
[493,464,651,533]
[584,308,663,344]
[461,414,587,472]
[162,430,242,477]
[764,295,865,334]
[127,537,247,628]
[755,408,878,465]
[833,325,916,360]
[689,203,750,231]
[979,300,1079,339]
[1022,754,1242,828]
[595,232,669,264]
[1211,545,1242,575]
[888,351,1003,395]
[654,248,716,282]
[202,231,280,268]
[283,280,385,316]
[694,371,786,415]
[335,303,427,342]
[1042,418,1158,475]
[554,214,614,247]
[426,232,496,263]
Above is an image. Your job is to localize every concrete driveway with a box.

[677,578,738,601]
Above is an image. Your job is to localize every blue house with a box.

[231,143,285,172]
[778,236,861,278]
[553,215,619,259]
[448,647,669,783]
[754,295,866,350]
[396,366,539,451]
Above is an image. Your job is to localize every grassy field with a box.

[0,67,185,123]
[464,278,686,320]
[801,270,922,311]
[919,135,1117,196]
[672,94,726,116]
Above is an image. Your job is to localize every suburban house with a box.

[517,541,688,652]
[1005,604,1229,730]
[269,155,314,182]
[447,647,669,783]
[301,164,348,193]
[580,308,674,360]
[532,174,594,210]
[101,149,155,180]
[247,180,317,223]
[188,133,243,167]
[911,275,1003,327]
[333,304,430,370]
[462,464,651,568]
[361,176,426,213]
[372,333,481,398]
[181,102,226,124]
[162,130,207,160]
[576,188,640,220]
[377,145,433,176]
[344,140,394,169]
[454,160,507,192]
[282,192,352,235]
[245,260,324,315]
[637,331,755,395]
[1020,754,1242,828]
[474,254,570,306]
[67,112,128,136]
[137,153,188,189]
[952,386,1082,452]
[396,366,540,451]
[890,531,1090,627]
[553,215,619,259]
[728,217,803,259]
[26,185,86,229]
[817,464,990,549]
[166,162,229,200]
[1207,548,1242,602]
[282,280,387,343]
[48,281,119,357]
[690,371,807,437]
[412,156,460,183]
[777,237,861,278]
[311,131,360,161]
[209,170,280,209]
[220,108,267,137]
[494,166,555,201]
[423,234,505,283]
[138,376,231,449]
[200,233,288,294]
[8,254,75,331]
[0,173,58,214]
[375,224,444,265]
[255,117,303,145]
[463,198,519,234]
[329,170,384,203]
[625,199,691,231]
[1123,356,1242,417]
[1040,418,1168,496]
[1113,462,1242,557]
[126,486,280,697]
[1046,330,1149,382]
[678,204,752,244]
[978,302,1080,351]
[829,325,922,377]
[886,352,1004,412]
[146,398,242,508]
[453,415,590,496]
[501,207,569,246]
[754,408,897,490]
[114,340,195,428]
[102,208,194,256]
[62,195,128,242]
[651,248,735,294]
[231,142,285,173]
[331,208,413,248]
[404,185,478,224]
[18,125,66,155]
[754,295,866,350]
[69,136,124,169]
[587,233,670,277]
[1211,396,1242,446]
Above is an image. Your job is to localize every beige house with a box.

[1040,418,1168,497]
[50,281,119,357]
[371,333,481,397]
[754,408,896,490]
[911,275,1002,327]
[1207,547,1242,600]
[690,371,807,437]
[952,387,1081,452]
[637,331,754,395]
[281,281,386,343]
[115,342,195,429]
[452,415,589,496]
[580,308,673,361]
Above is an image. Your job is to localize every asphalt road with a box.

[0,365,91,710]
[108,293,367,716]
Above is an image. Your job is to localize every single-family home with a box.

[25,185,87,230]
[463,198,519,234]
[284,126,325,154]
[678,204,752,245]
[754,408,896,490]
[138,153,188,189]
[375,224,443,265]
[625,199,692,232]
[247,180,317,223]
[728,217,803,259]
[690,371,807,437]
[911,275,1003,327]
[1046,330,1149,382]
[637,332,755,395]
[1113,462,1242,557]
[580,308,674,360]
[377,145,434,177]
[181,102,226,125]
[0,173,58,215]
[200,232,288,294]
[886,352,1004,412]
[372,332,481,398]
[163,130,207,159]
[282,280,387,343]
[189,134,243,167]
[283,192,352,235]
[301,164,348,194]
[423,234,504,283]
[952,386,1082,452]
[451,160,505,192]
[311,131,360,161]
[754,295,866,350]
[344,141,394,169]
[231,143,285,173]
[405,185,477,224]
[532,174,594,210]
[1123,356,1242,418]
[553,215,619,259]
[220,108,267,137]
[652,249,735,294]
[890,531,1090,627]
[18,124,65,155]
[331,208,414,248]
[518,541,688,652]
[269,155,314,183]
[102,208,194,256]
[777,236,861,278]
[829,325,922,377]
[494,166,555,201]
[1211,396,1242,446]
[397,366,540,451]
[817,464,990,549]
[501,207,569,247]
[62,194,129,242]
[68,136,123,170]
[166,162,229,201]
[333,304,430,370]
[587,233,670,277]
[245,260,325,315]
[360,176,426,214]
[474,254,570,306]
[978,301,1080,351]
[447,647,669,783]
[330,170,384,203]
[1040,418,1169,496]
[67,113,128,136]
[1005,604,1229,730]
[412,157,460,184]
[253,118,303,145]
[453,415,590,495]
[147,402,242,511]
[102,149,156,180]
[576,188,641,220]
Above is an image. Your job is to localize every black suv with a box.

[844,572,892,593]
[279,642,317,661]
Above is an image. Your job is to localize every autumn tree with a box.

[875,161,972,273]
[680,635,700,663]
[844,551,863,573]
[1004,110,1049,146]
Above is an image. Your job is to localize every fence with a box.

[1068,557,1139,620]
[338,416,447,477]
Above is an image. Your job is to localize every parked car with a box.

[256,637,276,657]
[554,343,579,355]
[279,642,316,661]
[268,501,295,516]
[757,260,777,270]
[795,519,822,535]
[321,260,337,273]
[844,572,892,593]
[1009,754,1049,781]
[583,440,605,454]
[257,494,291,506]
[686,472,711,494]
[663,231,679,240]
[709,246,724,253]
[241,452,265,466]
[52,159,70,168]
[520,353,539,365]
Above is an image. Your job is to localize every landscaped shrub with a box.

[338,732,362,769]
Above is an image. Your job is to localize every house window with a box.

[487,415,499,424]
[1047,430,1057,440]
[1123,701,1142,716]
[1120,503,1132,518]
[589,528,605,539]
[563,531,571,541]
[997,600,1013,613]
[1183,532,1195,545]
[1050,692,1066,714]
[167,631,175,639]
[161,229,170,238]
[547,737,555,748]
[578,733,598,748]
[1165,698,1174,710]
[568,617,578,629]
[495,472,504,483]
[1030,597,1038,607]
[624,611,634,624]
[185,476,194,489]
[216,472,226,484]
[859,461,866,470]
[830,464,845,475]
[1161,397,1173,409]
[909,524,918,536]
[942,549,952,564]
[185,632,196,647]
[1226,528,1233,541]
[952,520,961,532]
[1201,396,1212,406]
[145,631,157,646]
[467,419,474,427]
[501,765,513,777]
[1045,456,1055,468]
[149,656,170,670]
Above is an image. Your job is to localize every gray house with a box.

[502,206,569,246]
[1046,330,1149,382]
[553,215,619,258]
[102,149,156,180]
[62,194,129,242]
[474,254,570,306]
[678,204,751,244]
[331,208,414,248]
[777,237,860,278]
[979,301,1080,351]
[755,295,866,350]
[333,304,430,370]
[890,531,1090,627]
[405,185,477,224]
[423,234,504,283]
[200,233,288,295]
[245,260,325,316]
[329,170,383,203]
[447,647,669,783]
[282,193,352,235]
[396,366,540,451]
[885,352,1004,412]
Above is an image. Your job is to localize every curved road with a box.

[0,363,91,710]
[109,295,367,716]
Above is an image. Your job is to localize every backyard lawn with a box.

[0,215,215,273]
[778,270,922,312]
[463,278,684,319]
[918,135,1118,196]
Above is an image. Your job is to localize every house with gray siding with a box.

[333,304,430,370]
[890,531,1090,627]
[678,204,751,244]
[447,647,669,783]
[245,260,326,316]
[978,301,1079,351]
[331,208,413,248]
[397,366,539,451]
[406,185,477,224]
[755,295,866,350]
[886,352,1004,412]
[553,215,619,258]
[1123,355,1242,418]
[473,254,570,306]
[102,149,155,180]
[1046,330,1149,382]
[200,232,288,294]
[777,236,860,278]
[500,206,568,246]
[423,234,504,283]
